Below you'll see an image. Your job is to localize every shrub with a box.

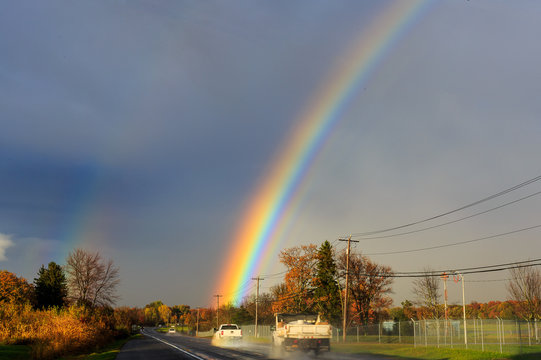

[0,302,113,359]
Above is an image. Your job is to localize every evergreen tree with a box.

[313,241,342,326]
[34,261,67,309]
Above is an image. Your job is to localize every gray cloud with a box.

[0,234,14,261]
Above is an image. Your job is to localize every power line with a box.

[379,262,541,278]
[349,173,541,237]
[393,258,541,275]
[352,190,541,241]
[362,223,541,256]
[466,278,511,283]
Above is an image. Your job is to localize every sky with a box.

[1,0,541,309]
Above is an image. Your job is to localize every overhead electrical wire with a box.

[348,173,541,237]
[392,258,541,275]
[352,190,541,241]
[362,223,541,256]
[368,261,541,278]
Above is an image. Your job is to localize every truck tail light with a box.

[221,331,224,336]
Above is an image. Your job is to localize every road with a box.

[117,328,391,360]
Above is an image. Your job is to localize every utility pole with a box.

[196,308,200,337]
[214,295,223,329]
[252,276,264,338]
[441,272,449,342]
[455,272,467,348]
[339,236,359,342]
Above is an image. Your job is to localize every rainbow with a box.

[216,0,433,305]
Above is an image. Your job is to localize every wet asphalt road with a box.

[116,328,392,360]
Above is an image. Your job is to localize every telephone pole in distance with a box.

[252,276,264,338]
[214,294,223,329]
[339,235,359,342]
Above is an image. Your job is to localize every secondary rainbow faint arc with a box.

[217,0,431,305]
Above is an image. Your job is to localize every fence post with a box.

[480,317,484,352]
[517,319,520,354]
[379,322,381,344]
[357,326,359,343]
[528,320,532,346]
[437,318,440,348]
[496,317,503,354]
[398,321,401,344]
[424,320,428,347]
[412,319,416,348]
[450,319,453,348]
[534,318,539,343]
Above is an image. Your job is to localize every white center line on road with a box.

[142,330,209,360]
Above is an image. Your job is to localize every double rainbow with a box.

[216,0,432,305]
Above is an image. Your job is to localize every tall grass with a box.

[0,303,114,360]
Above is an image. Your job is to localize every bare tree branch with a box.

[66,248,120,308]
[507,264,541,320]
[412,267,441,318]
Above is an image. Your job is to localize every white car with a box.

[168,327,176,333]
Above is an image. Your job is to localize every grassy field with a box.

[58,334,141,360]
[332,343,541,360]
[0,344,31,360]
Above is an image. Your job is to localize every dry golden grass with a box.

[0,303,113,360]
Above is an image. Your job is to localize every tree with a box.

[412,268,441,318]
[65,248,120,307]
[242,292,275,325]
[158,304,172,324]
[338,251,393,324]
[34,261,67,309]
[270,282,290,313]
[172,304,191,325]
[313,241,341,326]
[507,265,541,320]
[277,244,318,313]
[0,270,34,304]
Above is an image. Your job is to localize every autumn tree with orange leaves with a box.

[0,270,34,305]
[338,251,393,325]
[274,244,318,313]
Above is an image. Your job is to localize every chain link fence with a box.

[331,319,540,354]
[240,325,272,338]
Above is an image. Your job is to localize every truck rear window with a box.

[221,325,238,330]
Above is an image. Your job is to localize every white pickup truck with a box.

[272,313,332,354]
[211,324,243,346]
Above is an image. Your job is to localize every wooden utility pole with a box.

[252,276,264,338]
[339,236,359,342]
[196,308,200,337]
[214,295,223,329]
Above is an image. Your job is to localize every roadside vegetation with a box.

[58,334,141,360]
[0,249,141,360]
[333,343,541,360]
